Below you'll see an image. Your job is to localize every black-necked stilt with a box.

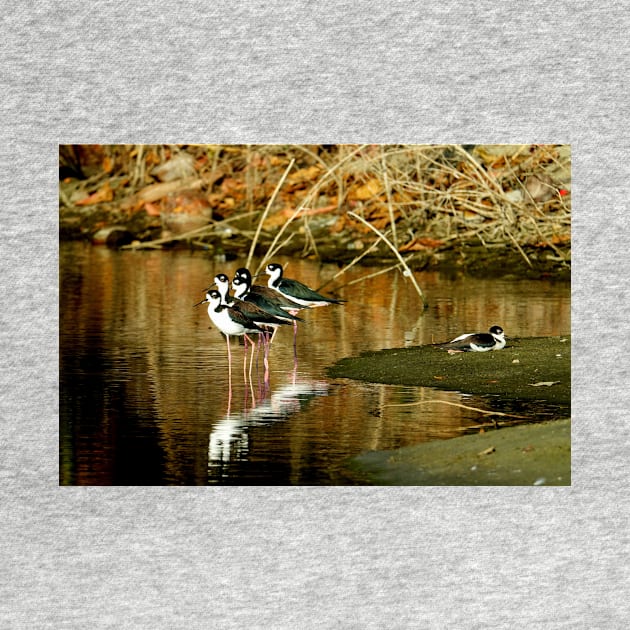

[195,289,266,383]
[234,268,307,354]
[213,273,297,376]
[440,325,506,354]
[264,262,345,308]
[234,267,305,312]
[212,273,295,333]
[232,276,303,324]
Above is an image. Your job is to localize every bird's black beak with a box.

[193,298,208,308]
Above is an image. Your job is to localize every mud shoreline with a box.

[328,336,571,485]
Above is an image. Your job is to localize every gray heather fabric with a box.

[1,1,628,628]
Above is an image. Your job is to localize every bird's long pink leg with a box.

[243,335,249,382]
[226,334,233,393]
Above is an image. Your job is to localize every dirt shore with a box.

[328,336,571,485]
[345,418,570,485]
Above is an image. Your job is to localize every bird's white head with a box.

[206,290,222,310]
[265,263,283,286]
[232,276,249,299]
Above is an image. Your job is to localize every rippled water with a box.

[59,242,570,485]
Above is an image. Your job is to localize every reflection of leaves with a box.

[528,381,560,387]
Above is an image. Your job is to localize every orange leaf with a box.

[352,178,383,201]
[144,202,161,216]
[399,237,444,252]
[102,156,114,174]
[75,181,113,206]
[289,165,321,182]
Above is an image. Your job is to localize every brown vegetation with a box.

[59,144,570,277]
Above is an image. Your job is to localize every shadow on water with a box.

[59,242,570,485]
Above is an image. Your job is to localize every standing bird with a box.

[231,276,302,323]
[233,267,305,312]
[212,273,296,335]
[232,275,302,343]
[439,325,506,354]
[195,289,266,385]
[213,273,295,374]
[264,263,345,308]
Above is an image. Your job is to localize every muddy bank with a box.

[59,202,570,280]
[329,336,571,485]
[60,144,570,280]
[328,336,571,406]
[345,418,570,486]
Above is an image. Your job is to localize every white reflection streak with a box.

[207,380,330,465]
[208,415,249,464]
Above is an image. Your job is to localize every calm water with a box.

[59,242,570,485]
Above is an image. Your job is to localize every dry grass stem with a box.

[245,158,295,269]
[385,399,528,419]
[255,145,368,273]
[348,210,428,307]
[61,144,570,272]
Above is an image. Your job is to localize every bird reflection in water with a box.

[207,370,330,476]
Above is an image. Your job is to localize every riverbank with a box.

[344,418,570,485]
[328,336,571,404]
[328,336,571,485]
[59,144,571,281]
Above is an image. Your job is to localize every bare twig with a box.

[348,210,428,307]
[385,399,528,419]
[255,145,369,273]
[245,158,295,269]
[380,148,398,248]
[506,230,533,268]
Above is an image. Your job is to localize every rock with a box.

[92,226,135,247]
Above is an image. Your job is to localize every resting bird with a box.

[440,325,506,353]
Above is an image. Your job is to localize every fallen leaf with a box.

[525,174,555,202]
[289,165,321,183]
[399,237,444,252]
[352,178,383,201]
[528,381,560,387]
[75,181,113,206]
[478,446,495,456]
[102,155,114,174]
[144,202,161,216]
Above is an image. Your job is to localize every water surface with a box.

[59,243,570,485]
